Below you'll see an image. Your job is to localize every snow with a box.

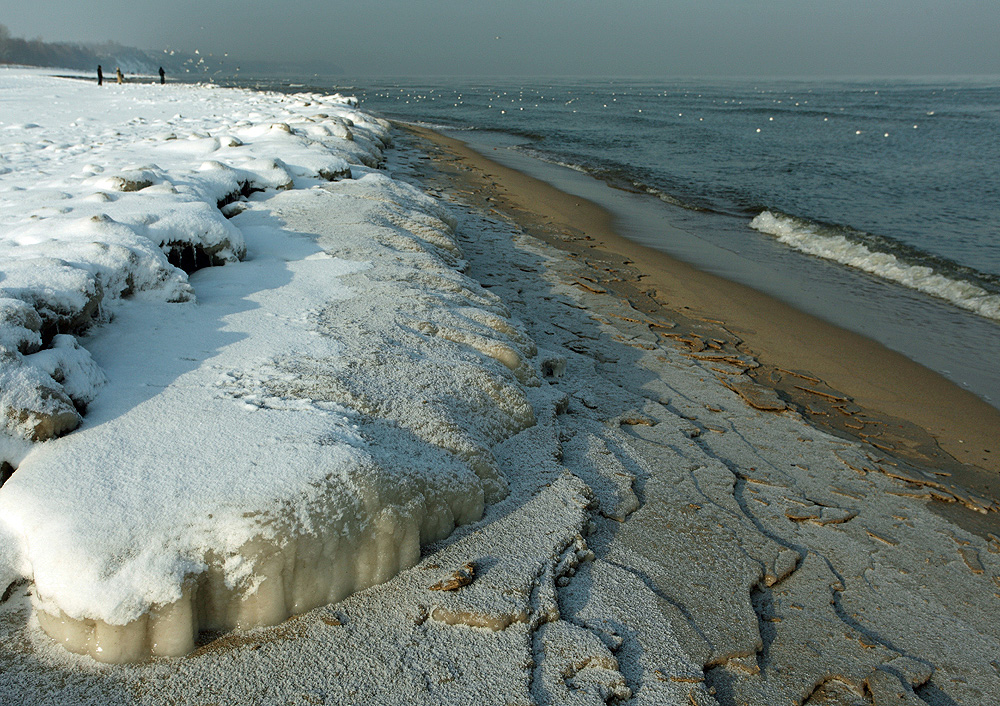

[0,68,532,662]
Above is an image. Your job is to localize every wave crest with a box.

[750,211,1000,322]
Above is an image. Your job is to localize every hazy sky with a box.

[5,0,999,77]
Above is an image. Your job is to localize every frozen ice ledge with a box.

[0,72,537,662]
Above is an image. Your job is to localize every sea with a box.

[229,76,1000,409]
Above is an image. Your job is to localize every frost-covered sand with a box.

[1,68,999,705]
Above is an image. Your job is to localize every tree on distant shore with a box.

[0,25,10,62]
[0,24,159,74]
[0,24,343,80]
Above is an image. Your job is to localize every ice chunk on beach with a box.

[24,334,107,411]
[0,352,81,442]
[6,406,488,662]
[0,298,43,355]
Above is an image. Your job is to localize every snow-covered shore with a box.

[0,68,533,662]
[2,68,999,705]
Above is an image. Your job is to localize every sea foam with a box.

[750,211,1000,322]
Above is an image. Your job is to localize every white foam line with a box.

[751,211,1000,321]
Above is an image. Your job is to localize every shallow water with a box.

[453,133,1000,410]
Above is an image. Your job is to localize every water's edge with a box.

[438,125,1000,411]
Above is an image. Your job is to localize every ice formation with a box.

[0,69,536,662]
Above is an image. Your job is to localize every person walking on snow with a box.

[116,67,123,84]
[97,65,103,86]
[158,66,165,84]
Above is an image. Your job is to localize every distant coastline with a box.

[0,24,342,82]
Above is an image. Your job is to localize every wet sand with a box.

[405,123,1000,524]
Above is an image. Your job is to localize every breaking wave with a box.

[750,211,1000,322]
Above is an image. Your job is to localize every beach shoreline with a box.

[402,123,1000,528]
[4,72,1000,701]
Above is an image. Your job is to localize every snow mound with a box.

[0,70,535,663]
[0,70,389,447]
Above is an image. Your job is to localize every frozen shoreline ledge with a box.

[0,69,536,662]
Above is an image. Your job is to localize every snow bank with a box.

[0,68,390,447]
[0,69,536,662]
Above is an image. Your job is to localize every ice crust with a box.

[0,69,535,662]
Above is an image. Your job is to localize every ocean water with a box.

[356,78,1000,312]
[233,76,1000,407]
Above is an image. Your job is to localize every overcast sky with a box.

[5,0,999,77]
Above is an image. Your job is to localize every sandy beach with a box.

[3,73,1000,705]
[404,125,1000,531]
